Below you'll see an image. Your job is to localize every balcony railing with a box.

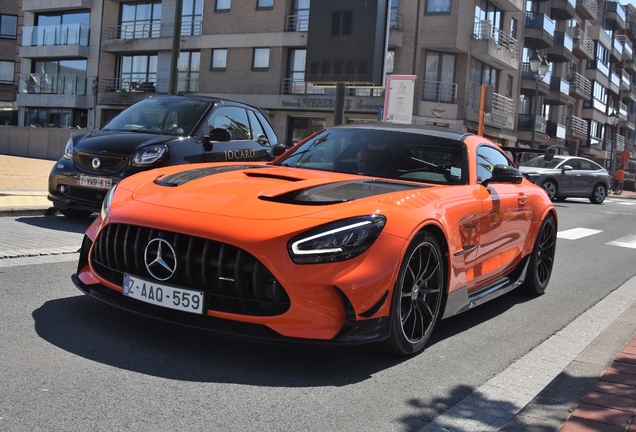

[472,21,519,55]
[178,77,198,93]
[611,72,621,87]
[566,115,588,136]
[525,12,555,36]
[390,12,402,31]
[518,114,547,133]
[285,14,309,32]
[21,24,89,46]
[422,80,457,103]
[105,23,162,39]
[588,59,610,77]
[551,77,570,95]
[100,77,158,93]
[492,92,515,117]
[571,28,594,57]
[605,1,626,23]
[616,69,630,87]
[554,31,573,51]
[569,72,592,96]
[614,101,628,119]
[610,134,626,151]
[521,62,552,85]
[578,0,597,15]
[616,34,633,57]
[19,73,87,95]
[280,78,384,96]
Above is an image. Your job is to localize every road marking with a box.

[607,235,636,249]
[557,228,602,240]
[420,275,636,432]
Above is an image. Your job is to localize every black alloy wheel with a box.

[522,213,556,295]
[388,231,445,355]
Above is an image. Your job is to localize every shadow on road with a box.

[15,214,95,234]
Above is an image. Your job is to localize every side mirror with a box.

[267,143,288,160]
[561,165,573,172]
[544,145,556,162]
[482,164,524,188]
[202,127,232,150]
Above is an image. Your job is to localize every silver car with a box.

[519,155,611,204]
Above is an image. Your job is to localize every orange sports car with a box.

[73,123,557,355]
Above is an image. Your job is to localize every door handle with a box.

[518,193,527,206]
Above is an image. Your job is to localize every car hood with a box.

[124,164,431,220]
[74,130,179,154]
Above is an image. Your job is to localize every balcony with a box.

[520,62,551,96]
[546,122,567,142]
[623,113,636,131]
[489,0,522,11]
[471,21,519,70]
[585,59,610,87]
[422,80,458,104]
[566,115,588,140]
[616,69,631,91]
[610,134,626,152]
[102,22,203,53]
[22,0,93,11]
[610,36,624,63]
[547,31,573,63]
[616,35,633,60]
[575,0,597,21]
[544,77,570,105]
[17,73,92,110]
[104,23,163,40]
[285,14,309,32]
[614,101,628,121]
[588,25,612,51]
[20,24,90,59]
[388,13,403,47]
[625,59,636,74]
[517,114,547,145]
[571,28,594,60]
[525,12,555,49]
[97,78,161,105]
[550,0,575,20]
[623,83,636,104]
[568,71,592,100]
[280,78,385,97]
[604,1,626,31]
[608,72,621,95]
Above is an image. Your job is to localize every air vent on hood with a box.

[154,165,267,187]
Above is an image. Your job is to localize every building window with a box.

[29,59,87,95]
[423,51,456,103]
[506,74,513,98]
[120,54,157,92]
[0,15,17,39]
[179,51,200,93]
[216,0,231,12]
[182,0,203,36]
[121,2,162,39]
[257,0,274,9]
[426,0,451,14]
[211,49,227,70]
[253,48,270,70]
[286,49,306,94]
[0,61,13,84]
[288,0,310,31]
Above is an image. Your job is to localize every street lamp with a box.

[608,107,620,177]
[529,52,549,148]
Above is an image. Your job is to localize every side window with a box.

[208,107,251,140]
[476,145,511,183]
[579,159,595,170]
[567,159,582,170]
[247,110,266,140]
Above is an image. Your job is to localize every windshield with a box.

[521,155,565,169]
[102,98,211,136]
[276,128,468,185]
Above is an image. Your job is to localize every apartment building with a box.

[0,0,18,126]
[13,0,636,174]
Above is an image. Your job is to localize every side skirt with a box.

[441,256,530,319]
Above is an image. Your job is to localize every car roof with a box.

[327,122,474,142]
[139,94,260,109]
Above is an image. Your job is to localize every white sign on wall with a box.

[382,75,416,124]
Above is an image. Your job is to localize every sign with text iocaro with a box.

[382,75,416,124]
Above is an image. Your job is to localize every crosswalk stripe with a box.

[557,228,602,240]
[607,235,636,249]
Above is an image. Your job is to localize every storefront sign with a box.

[280,97,383,112]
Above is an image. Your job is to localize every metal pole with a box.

[531,76,538,149]
[477,84,486,136]
[334,83,345,126]
[169,0,184,95]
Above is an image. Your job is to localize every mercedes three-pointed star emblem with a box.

[144,238,177,281]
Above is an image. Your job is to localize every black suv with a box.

[48,95,283,218]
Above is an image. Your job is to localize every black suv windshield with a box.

[103,97,212,135]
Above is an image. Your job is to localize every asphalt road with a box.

[1,196,636,432]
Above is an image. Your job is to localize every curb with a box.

[0,206,58,217]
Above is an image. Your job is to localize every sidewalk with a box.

[0,153,635,431]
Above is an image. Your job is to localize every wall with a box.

[0,126,80,160]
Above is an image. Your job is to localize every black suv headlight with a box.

[132,145,168,167]
[288,215,387,264]
[63,138,73,160]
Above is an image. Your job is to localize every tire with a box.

[59,208,93,219]
[387,231,445,356]
[589,184,607,204]
[541,180,557,201]
[522,213,556,295]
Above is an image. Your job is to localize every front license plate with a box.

[123,274,205,315]
[79,175,112,189]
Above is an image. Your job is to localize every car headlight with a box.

[132,145,168,167]
[288,215,386,264]
[100,184,117,220]
[63,138,73,160]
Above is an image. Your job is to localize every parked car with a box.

[48,95,283,218]
[72,123,557,356]
[518,154,611,204]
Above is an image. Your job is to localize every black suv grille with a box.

[74,152,128,173]
[91,224,290,316]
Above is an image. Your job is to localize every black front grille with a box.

[74,152,128,173]
[91,224,290,316]
[63,185,109,202]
